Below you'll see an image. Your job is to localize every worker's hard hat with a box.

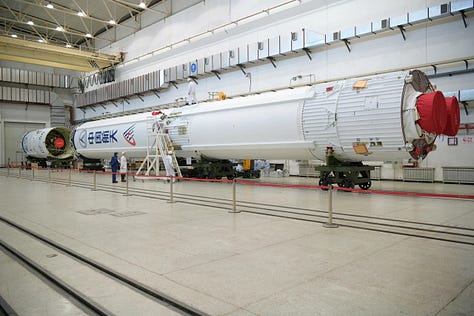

[168,151,173,154]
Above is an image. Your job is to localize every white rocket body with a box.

[72,113,151,159]
[73,71,442,162]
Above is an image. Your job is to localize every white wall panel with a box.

[3,122,45,164]
[105,0,457,83]
[0,103,50,165]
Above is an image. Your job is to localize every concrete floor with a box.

[0,169,473,315]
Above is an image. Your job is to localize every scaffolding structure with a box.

[135,117,181,178]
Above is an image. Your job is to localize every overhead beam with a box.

[0,36,122,71]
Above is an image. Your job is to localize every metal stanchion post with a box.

[125,173,129,196]
[18,167,21,179]
[168,176,174,203]
[67,168,72,187]
[7,166,9,177]
[92,171,97,191]
[32,168,35,181]
[323,185,339,228]
[48,169,51,183]
[229,179,240,213]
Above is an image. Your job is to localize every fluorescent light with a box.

[108,20,116,25]
[55,26,64,31]
[27,20,34,25]
[85,33,92,38]
[11,34,17,38]
[46,3,53,9]
[139,2,147,9]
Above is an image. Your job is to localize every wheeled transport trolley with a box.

[316,147,374,190]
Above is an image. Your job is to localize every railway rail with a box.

[0,215,207,316]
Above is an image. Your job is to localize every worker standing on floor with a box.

[120,152,127,182]
[110,152,119,183]
[263,160,271,176]
[255,159,263,171]
[164,150,175,181]
[187,77,197,104]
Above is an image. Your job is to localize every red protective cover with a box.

[416,91,447,134]
[54,137,65,149]
[442,97,460,136]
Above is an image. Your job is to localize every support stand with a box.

[136,117,182,179]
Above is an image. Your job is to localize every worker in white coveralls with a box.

[164,151,175,181]
[187,77,197,104]
[120,152,127,182]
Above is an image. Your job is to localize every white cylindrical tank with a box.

[73,70,458,162]
[21,127,74,159]
[72,112,153,159]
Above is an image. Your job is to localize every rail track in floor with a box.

[0,214,207,316]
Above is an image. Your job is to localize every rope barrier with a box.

[236,179,319,189]
[331,185,474,200]
[0,165,473,200]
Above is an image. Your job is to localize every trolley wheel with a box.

[341,179,354,189]
[319,178,329,190]
[359,181,372,190]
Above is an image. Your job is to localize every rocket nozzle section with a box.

[415,91,461,136]
[21,127,73,159]
[443,97,460,136]
[416,91,448,135]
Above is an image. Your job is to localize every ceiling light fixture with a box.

[85,33,92,38]
[66,43,72,48]
[27,20,34,25]
[108,20,116,25]
[55,26,64,31]
[38,39,45,43]
[11,34,17,38]
[77,11,86,17]
[45,2,54,9]
[139,2,147,9]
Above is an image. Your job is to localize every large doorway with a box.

[4,122,45,165]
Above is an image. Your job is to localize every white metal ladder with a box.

[135,118,182,178]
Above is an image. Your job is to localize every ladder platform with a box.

[135,117,182,178]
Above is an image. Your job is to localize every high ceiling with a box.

[0,0,166,48]
[0,0,168,71]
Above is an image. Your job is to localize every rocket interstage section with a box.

[69,70,458,162]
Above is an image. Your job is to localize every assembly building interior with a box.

[0,0,473,315]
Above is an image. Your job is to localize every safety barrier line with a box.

[2,166,474,233]
[236,179,320,189]
[332,185,474,200]
[177,176,233,183]
[235,179,474,200]
[1,165,473,200]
